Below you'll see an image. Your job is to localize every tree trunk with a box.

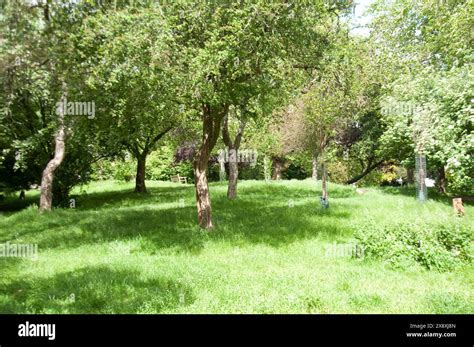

[406,167,414,184]
[227,150,238,199]
[263,155,271,181]
[194,104,227,229]
[321,162,328,200]
[39,97,66,212]
[312,153,318,180]
[436,165,447,194]
[135,155,147,193]
[417,165,427,202]
[131,127,172,194]
[222,112,246,200]
[219,157,226,182]
[272,158,283,180]
[194,157,212,229]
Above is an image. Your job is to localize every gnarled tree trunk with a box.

[194,104,227,229]
[39,93,66,212]
[219,157,226,182]
[194,154,212,228]
[263,155,271,181]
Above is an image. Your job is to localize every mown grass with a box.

[0,180,472,313]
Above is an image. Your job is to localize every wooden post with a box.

[452,198,465,217]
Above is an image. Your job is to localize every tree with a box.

[222,94,280,198]
[380,67,473,194]
[371,0,473,194]
[74,8,182,193]
[267,100,309,180]
[0,0,102,209]
[332,39,389,185]
[301,56,350,196]
[221,107,247,199]
[164,1,351,228]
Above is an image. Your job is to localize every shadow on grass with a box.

[0,195,38,214]
[211,194,353,247]
[236,182,356,199]
[0,183,193,213]
[74,185,194,211]
[0,182,357,256]
[0,266,194,313]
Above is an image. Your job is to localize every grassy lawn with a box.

[0,180,472,314]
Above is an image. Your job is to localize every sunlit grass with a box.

[0,179,472,313]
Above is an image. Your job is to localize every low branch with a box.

[346,160,384,185]
[144,125,173,154]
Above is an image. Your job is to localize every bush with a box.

[90,146,196,184]
[146,146,174,180]
[147,146,194,183]
[113,159,135,182]
[239,156,264,180]
[283,163,308,180]
[90,159,115,181]
[91,155,135,182]
[355,221,473,271]
[326,161,349,183]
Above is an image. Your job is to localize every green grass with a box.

[0,179,472,313]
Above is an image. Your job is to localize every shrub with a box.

[146,146,174,180]
[326,161,350,183]
[112,158,135,182]
[91,155,135,182]
[91,159,115,181]
[355,221,473,271]
[173,161,194,183]
[239,155,264,180]
[283,163,308,180]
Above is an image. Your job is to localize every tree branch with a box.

[346,159,383,185]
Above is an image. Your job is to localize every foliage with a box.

[72,6,185,193]
[372,0,473,194]
[90,146,196,183]
[379,66,473,193]
[0,0,105,200]
[355,221,473,271]
[147,147,194,183]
